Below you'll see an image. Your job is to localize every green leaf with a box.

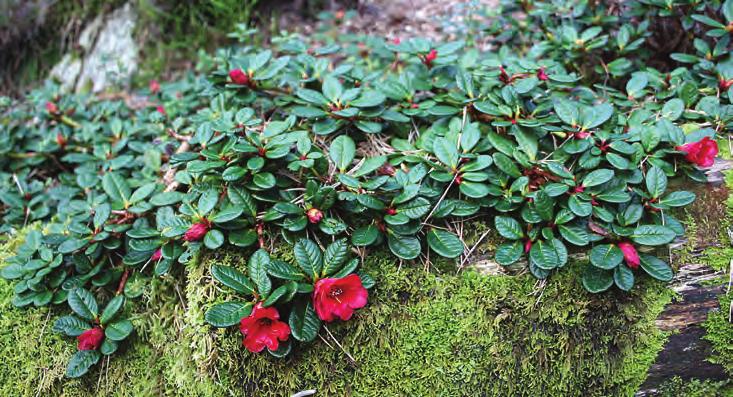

[267,260,305,280]
[558,225,589,246]
[100,295,124,325]
[248,249,272,296]
[495,241,523,265]
[294,239,322,279]
[53,315,90,336]
[102,172,131,204]
[289,300,321,342]
[105,319,133,341]
[68,288,98,321]
[387,234,421,260]
[322,239,349,276]
[661,98,684,121]
[330,135,356,172]
[582,169,614,187]
[639,254,674,281]
[211,265,256,295]
[529,240,560,270]
[433,137,459,169]
[493,153,522,177]
[205,301,252,327]
[631,225,675,246]
[582,266,614,293]
[614,265,635,291]
[66,350,101,378]
[426,229,464,258]
[659,191,696,207]
[554,100,578,125]
[322,75,343,101]
[203,229,225,249]
[645,167,667,198]
[352,225,379,246]
[495,216,523,240]
[589,244,623,269]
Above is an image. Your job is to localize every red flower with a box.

[573,131,590,139]
[77,327,104,351]
[156,105,166,115]
[313,274,368,322]
[537,67,549,81]
[392,37,401,45]
[306,208,323,224]
[183,222,209,241]
[149,79,160,94]
[239,303,290,353]
[229,68,249,85]
[676,137,718,168]
[617,241,640,269]
[46,101,58,114]
[151,249,162,261]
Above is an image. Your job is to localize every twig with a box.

[163,140,191,192]
[456,229,492,273]
[116,268,131,295]
[324,325,356,364]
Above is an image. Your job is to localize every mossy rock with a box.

[0,229,675,396]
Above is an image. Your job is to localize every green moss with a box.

[170,248,673,397]
[0,230,676,396]
[655,377,733,397]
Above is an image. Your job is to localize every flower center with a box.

[259,318,272,326]
[329,287,343,298]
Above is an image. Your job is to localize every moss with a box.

[655,377,733,397]
[171,248,673,397]
[0,229,675,396]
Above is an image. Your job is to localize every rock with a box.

[49,3,138,93]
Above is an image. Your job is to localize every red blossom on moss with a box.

[239,303,291,353]
[183,222,209,241]
[676,136,718,168]
[306,208,323,224]
[617,241,640,269]
[313,274,368,322]
[77,327,104,351]
[229,68,250,85]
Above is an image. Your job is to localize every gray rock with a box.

[49,3,138,93]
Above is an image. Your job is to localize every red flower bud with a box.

[617,241,640,269]
[184,222,209,242]
[313,274,368,322]
[392,37,401,45]
[377,164,396,176]
[229,68,249,85]
[385,208,397,216]
[537,67,549,81]
[156,105,166,115]
[46,101,58,114]
[524,239,532,254]
[56,132,67,147]
[719,77,733,91]
[676,136,718,168]
[77,327,105,351]
[151,249,162,261]
[573,186,585,194]
[573,131,590,139]
[149,79,160,94]
[422,49,438,67]
[306,208,323,224]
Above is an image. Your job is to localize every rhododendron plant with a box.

[2,0,733,379]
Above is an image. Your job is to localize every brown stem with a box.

[116,268,131,295]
